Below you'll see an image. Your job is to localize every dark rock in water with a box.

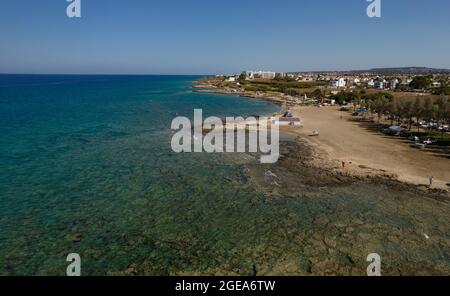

[66,233,83,243]
[346,255,355,265]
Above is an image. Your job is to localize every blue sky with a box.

[0,0,449,74]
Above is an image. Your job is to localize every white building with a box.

[245,70,276,80]
[390,79,399,90]
[330,78,346,88]
[261,71,276,80]
[374,81,384,89]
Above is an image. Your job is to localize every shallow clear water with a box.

[0,75,280,275]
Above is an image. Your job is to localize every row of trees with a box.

[400,75,450,95]
[361,95,450,133]
[327,90,449,133]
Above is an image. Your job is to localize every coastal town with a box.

[194,68,450,190]
[197,68,450,106]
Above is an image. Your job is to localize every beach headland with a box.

[193,78,288,105]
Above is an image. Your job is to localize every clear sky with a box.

[1,0,449,74]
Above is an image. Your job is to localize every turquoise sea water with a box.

[0,75,280,275]
[1,75,448,275]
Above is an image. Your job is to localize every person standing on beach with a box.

[429,176,434,188]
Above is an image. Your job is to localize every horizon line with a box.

[1,66,449,76]
[0,73,209,76]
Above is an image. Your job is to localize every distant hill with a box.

[292,67,450,75]
[362,67,450,75]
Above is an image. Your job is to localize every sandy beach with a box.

[289,106,450,189]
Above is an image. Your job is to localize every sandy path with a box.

[290,106,450,189]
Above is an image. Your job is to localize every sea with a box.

[0,75,448,275]
[0,75,280,275]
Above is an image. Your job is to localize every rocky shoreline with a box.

[212,136,450,275]
[245,136,449,201]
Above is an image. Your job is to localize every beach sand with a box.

[289,106,450,189]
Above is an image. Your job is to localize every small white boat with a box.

[310,130,320,137]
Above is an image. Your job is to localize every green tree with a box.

[432,86,450,95]
[402,101,415,130]
[422,97,434,130]
[387,98,399,125]
[395,99,406,125]
[437,75,448,87]
[409,76,432,90]
[330,91,358,105]
[435,95,449,134]
[412,97,423,132]
[372,98,389,123]
[311,89,324,103]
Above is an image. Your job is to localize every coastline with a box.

[192,80,287,105]
[193,79,450,192]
